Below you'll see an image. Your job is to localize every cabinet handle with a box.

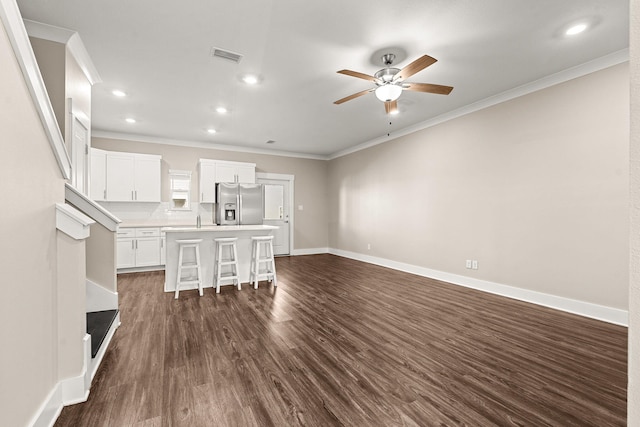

[131,190,134,201]
[131,240,134,249]
[104,189,106,200]
[135,190,138,200]
[135,240,138,249]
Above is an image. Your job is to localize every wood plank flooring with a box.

[55,254,627,426]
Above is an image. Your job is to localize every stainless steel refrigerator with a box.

[216,183,263,225]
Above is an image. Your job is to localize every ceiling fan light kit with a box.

[335,53,453,114]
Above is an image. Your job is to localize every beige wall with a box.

[0,21,66,427]
[329,63,629,310]
[86,223,117,292]
[92,138,330,250]
[629,0,639,422]
[30,36,65,137]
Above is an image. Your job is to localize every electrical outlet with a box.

[465,260,472,269]
[472,260,478,270]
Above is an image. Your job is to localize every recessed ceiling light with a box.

[112,90,127,97]
[566,23,588,36]
[242,75,259,85]
[207,128,217,134]
[125,118,136,123]
[216,107,228,114]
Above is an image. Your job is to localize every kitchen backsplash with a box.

[99,202,214,223]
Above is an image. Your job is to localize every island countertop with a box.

[162,224,278,233]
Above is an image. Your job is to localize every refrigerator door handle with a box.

[238,193,242,225]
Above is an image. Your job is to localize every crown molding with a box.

[91,130,330,161]
[327,49,630,160]
[23,19,102,85]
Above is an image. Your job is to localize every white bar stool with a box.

[214,237,240,293]
[249,235,277,289]
[175,239,203,299]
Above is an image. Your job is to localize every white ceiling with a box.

[16,0,629,159]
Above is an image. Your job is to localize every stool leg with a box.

[233,243,240,290]
[195,245,203,296]
[175,246,184,299]
[269,240,277,286]
[254,241,261,289]
[216,242,222,294]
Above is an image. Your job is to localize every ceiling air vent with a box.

[210,47,243,63]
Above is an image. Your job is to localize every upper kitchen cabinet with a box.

[199,159,256,203]
[91,148,161,202]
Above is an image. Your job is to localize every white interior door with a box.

[71,114,89,195]
[258,175,292,255]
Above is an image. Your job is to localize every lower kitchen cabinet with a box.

[116,227,162,269]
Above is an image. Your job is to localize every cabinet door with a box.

[236,165,256,183]
[117,239,136,268]
[199,162,216,202]
[215,163,237,183]
[106,153,135,201]
[134,157,161,202]
[90,149,106,201]
[136,237,161,266]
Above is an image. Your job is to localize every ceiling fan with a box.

[334,53,453,114]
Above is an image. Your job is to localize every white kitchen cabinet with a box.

[199,161,217,203]
[104,151,161,202]
[90,148,107,201]
[198,159,256,203]
[116,227,161,269]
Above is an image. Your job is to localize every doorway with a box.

[257,173,294,256]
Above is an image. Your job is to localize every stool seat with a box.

[214,237,239,293]
[249,235,277,289]
[175,239,203,299]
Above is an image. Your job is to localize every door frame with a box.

[256,172,294,255]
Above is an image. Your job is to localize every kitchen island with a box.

[162,224,278,293]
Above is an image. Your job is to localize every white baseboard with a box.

[60,334,91,405]
[290,247,329,256]
[86,279,118,312]
[28,383,62,427]
[329,248,628,326]
[89,312,120,382]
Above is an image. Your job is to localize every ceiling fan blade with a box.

[384,100,398,115]
[334,88,374,105]
[393,55,437,82]
[337,69,380,83]
[403,82,454,95]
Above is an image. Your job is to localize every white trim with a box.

[88,311,120,382]
[65,182,121,232]
[329,248,629,326]
[328,49,630,160]
[23,20,102,85]
[291,247,329,256]
[56,203,95,240]
[28,384,63,427]
[256,172,295,255]
[92,130,328,160]
[0,0,71,179]
[86,279,119,312]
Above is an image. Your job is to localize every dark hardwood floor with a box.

[56,254,627,426]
